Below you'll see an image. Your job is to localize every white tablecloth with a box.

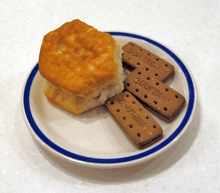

[1,1,220,192]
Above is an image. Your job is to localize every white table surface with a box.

[1,0,220,192]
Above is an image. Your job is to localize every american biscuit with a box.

[39,19,124,114]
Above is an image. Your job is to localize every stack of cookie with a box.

[105,42,186,149]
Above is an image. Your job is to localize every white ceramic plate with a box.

[22,32,196,169]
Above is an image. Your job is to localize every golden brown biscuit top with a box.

[39,19,117,96]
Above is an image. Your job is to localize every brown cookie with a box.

[124,68,186,122]
[105,91,163,149]
[122,42,175,83]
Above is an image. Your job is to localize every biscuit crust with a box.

[39,19,117,97]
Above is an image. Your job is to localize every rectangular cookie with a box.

[122,42,175,83]
[105,91,163,149]
[124,68,186,122]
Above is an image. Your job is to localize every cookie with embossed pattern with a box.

[122,42,174,83]
[105,91,163,149]
[124,68,186,122]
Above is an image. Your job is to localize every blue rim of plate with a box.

[23,32,195,165]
